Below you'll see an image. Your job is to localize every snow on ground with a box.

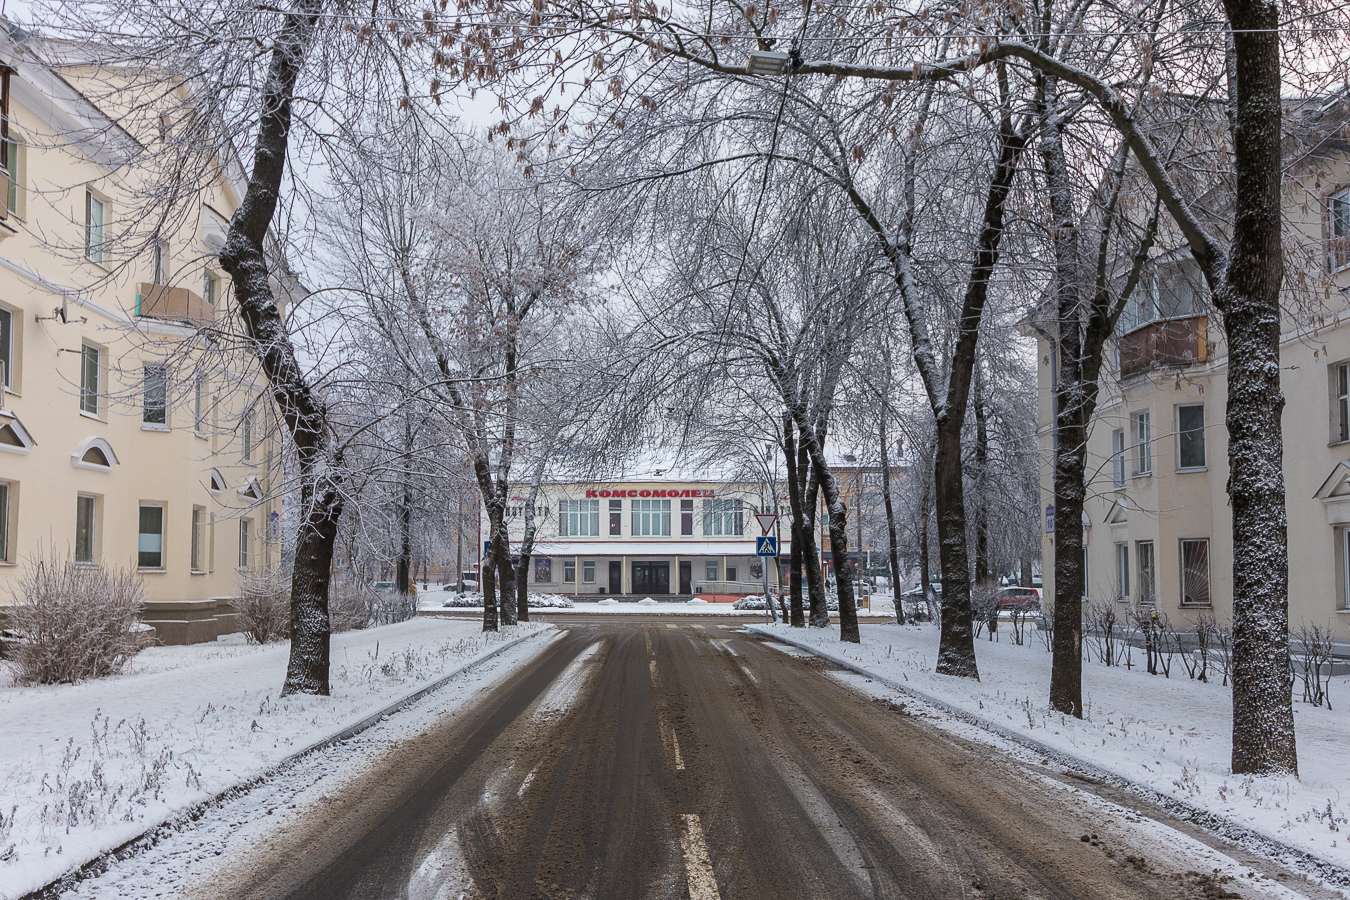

[0,618,553,900]
[748,621,1350,877]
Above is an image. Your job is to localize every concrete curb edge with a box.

[745,624,1350,890]
[18,625,555,900]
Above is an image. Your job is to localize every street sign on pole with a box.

[756,535,778,557]
[754,513,778,534]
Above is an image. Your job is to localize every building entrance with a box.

[632,561,670,595]
[609,560,623,594]
[679,560,692,594]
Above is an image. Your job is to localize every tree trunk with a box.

[215,0,336,696]
[879,416,905,625]
[783,415,806,626]
[973,367,991,586]
[801,440,829,628]
[918,462,932,605]
[797,425,859,642]
[1222,0,1296,776]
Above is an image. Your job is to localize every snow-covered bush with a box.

[8,556,145,685]
[235,571,290,644]
[529,592,574,609]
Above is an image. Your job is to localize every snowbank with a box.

[748,622,1350,876]
[0,618,552,899]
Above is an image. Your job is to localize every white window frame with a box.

[80,342,101,416]
[633,498,671,536]
[193,377,206,435]
[1179,538,1212,607]
[238,518,250,569]
[1131,410,1152,476]
[142,363,169,428]
[202,273,217,307]
[138,503,166,570]
[191,506,204,572]
[1176,404,1206,471]
[1329,187,1350,272]
[86,190,106,265]
[1136,540,1156,607]
[151,241,167,284]
[0,480,11,563]
[583,560,595,583]
[0,303,12,391]
[1111,428,1126,489]
[705,561,718,582]
[241,409,253,462]
[75,494,97,563]
[563,559,576,583]
[1115,543,1129,603]
[559,499,599,537]
[704,498,744,536]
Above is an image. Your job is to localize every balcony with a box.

[1119,315,1208,379]
[137,283,212,326]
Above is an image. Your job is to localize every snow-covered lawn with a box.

[0,618,553,899]
[748,621,1350,876]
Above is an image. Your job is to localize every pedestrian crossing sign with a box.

[756,536,778,557]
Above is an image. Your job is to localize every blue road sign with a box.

[756,535,778,557]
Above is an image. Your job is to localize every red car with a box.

[994,586,1043,612]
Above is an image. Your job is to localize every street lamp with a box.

[745,49,790,76]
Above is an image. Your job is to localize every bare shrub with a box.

[1182,613,1219,683]
[329,582,374,632]
[1294,621,1335,709]
[8,556,145,685]
[1214,621,1233,686]
[1131,606,1176,677]
[970,583,999,640]
[1039,598,1054,652]
[1086,600,1124,666]
[236,571,290,644]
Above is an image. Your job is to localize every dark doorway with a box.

[679,560,692,594]
[609,560,623,595]
[632,561,670,595]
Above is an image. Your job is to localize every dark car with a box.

[994,586,1042,612]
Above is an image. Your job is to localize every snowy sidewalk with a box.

[0,618,553,899]
[748,622,1350,878]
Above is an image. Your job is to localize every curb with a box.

[745,624,1350,890]
[19,626,555,900]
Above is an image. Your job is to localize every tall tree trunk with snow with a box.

[801,440,829,628]
[879,413,905,625]
[1221,0,1295,775]
[796,426,860,642]
[514,465,547,623]
[217,0,341,696]
[783,415,806,627]
[397,416,414,597]
[972,367,991,586]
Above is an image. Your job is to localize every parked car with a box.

[371,581,395,593]
[994,586,1043,612]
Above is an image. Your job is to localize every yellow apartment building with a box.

[1033,98,1350,653]
[0,27,285,643]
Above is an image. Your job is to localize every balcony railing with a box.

[1119,315,1208,379]
[137,283,212,326]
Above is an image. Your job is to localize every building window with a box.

[151,241,167,284]
[0,480,9,562]
[1136,540,1155,607]
[75,494,96,563]
[609,498,621,536]
[1115,543,1129,602]
[704,498,743,536]
[238,518,250,569]
[86,191,106,264]
[1176,404,1205,470]
[194,378,206,433]
[143,364,168,426]
[726,564,738,582]
[535,557,552,582]
[563,559,576,583]
[560,499,600,536]
[241,410,253,461]
[1330,188,1350,271]
[191,507,204,571]
[681,498,694,536]
[1112,428,1126,489]
[633,499,671,536]
[1131,410,1151,476]
[1180,539,1211,607]
[202,273,217,307]
[583,560,595,583]
[2,136,18,217]
[80,343,101,415]
[138,504,165,569]
[0,304,12,390]
[705,561,718,582]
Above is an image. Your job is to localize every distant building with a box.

[0,28,285,642]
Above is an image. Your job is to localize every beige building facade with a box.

[0,29,283,642]
[1035,117,1350,653]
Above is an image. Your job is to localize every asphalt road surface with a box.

[176,619,1333,900]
